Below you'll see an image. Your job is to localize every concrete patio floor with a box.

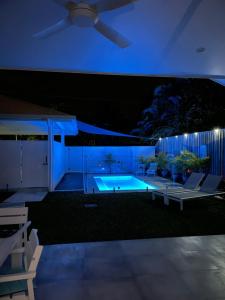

[55,172,83,191]
[0,189,47,207]
[35,234,225,300]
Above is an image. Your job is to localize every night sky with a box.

[0,69,225,134]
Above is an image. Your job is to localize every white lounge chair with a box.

[163,174,224,211]
[146,163,158,176]
[152,172,205,200]
[0,229,43,300]
[0,207,29,268]
[0,207,29,241]
[0,221,31,268]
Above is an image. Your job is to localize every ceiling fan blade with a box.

[33,17,72,39]
[93,0,137,12]
[94,19,130,48]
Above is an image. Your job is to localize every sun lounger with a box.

[152,172,205,200]
[163,174,224,211]
[0,221,31,267]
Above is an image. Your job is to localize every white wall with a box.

[132,146,155,158]
[66,146,155,174]
[0,140,48,189]
[84,146,133,173]
[66,146,83,173]
[0,141,21,189]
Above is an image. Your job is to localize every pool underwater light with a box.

[94,175,158,192]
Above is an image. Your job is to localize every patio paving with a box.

[35,234,225,300]
[137,175,178,189]
[55,172,83,191]
[0,189,47,207]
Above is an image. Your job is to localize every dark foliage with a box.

[132,79,225,138]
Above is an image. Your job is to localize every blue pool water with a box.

[94,175,158,192]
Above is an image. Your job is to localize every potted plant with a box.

[198,156,211,173]
[155,152,168,177]
[104,153,116,174]
[137,155,147,175]
[172,150,210,182]
[166,154,176,181]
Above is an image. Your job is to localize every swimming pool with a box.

[94,175,158,192]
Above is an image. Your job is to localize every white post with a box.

[61,131,65,175]
[82,146,85,192]
[48,119,54,192]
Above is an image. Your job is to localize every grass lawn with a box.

[27,192,225,245]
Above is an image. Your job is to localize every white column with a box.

[48,119,54,191]
[61,130,66,175]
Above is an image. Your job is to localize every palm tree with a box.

[104,153,116,174]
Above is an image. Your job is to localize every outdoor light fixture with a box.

[196,47,206,53]
[175,135,178,138]
[214,128,220,134]
[194,132,198,136]
[159,137,162,141]
[184,133,188,138]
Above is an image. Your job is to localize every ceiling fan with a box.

[33,0,137,48]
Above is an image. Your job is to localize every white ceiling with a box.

[0,0,225,78]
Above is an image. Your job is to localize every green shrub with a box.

[172,150,210,174]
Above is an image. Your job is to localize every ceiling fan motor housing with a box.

[69,2,98,27]
[34,0,132,48]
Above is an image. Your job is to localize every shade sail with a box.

[77,120,153,139]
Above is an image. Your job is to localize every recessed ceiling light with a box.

[196,47,206,53]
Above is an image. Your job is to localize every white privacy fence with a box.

[0,139,67,190]
[0,141,155,191]
[0,140,48,189]
[65,146,155,174]
[156,128,225,176]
